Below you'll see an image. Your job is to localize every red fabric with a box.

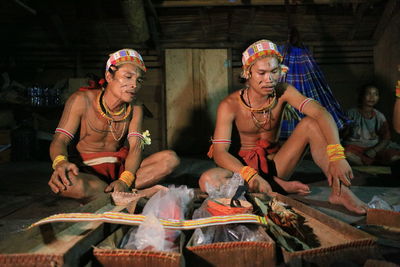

[238,140,279,174]
[80,147,129,181]
[78,79,105,91]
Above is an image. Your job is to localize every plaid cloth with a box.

[277,44,350,139]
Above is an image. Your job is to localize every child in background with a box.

[343,84,400,165]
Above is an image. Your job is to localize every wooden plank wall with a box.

[374,11,400,126]
[165,49,229,155]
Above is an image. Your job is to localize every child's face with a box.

[363,86,379,107]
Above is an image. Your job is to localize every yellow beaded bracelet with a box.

[52,155,68,170]
[240,166,258,183]
[119,171,135,188]
[326,144,346,162]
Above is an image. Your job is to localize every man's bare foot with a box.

[136,184,168,198]
[328,185,367,215]
[248,175,277,197]
[273,177,311,195]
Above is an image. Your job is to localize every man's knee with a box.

[199,168,231,192]
[298,116,320,133]
[161,150,180,172]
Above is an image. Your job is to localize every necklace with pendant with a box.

[242,88,277,131]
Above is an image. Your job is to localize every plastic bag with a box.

[191,225,271,246]
[192,173,265,245]
[120,185,194,252]
[368,195,394,211]
[205,172,244,199]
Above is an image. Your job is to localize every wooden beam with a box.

[153,0,381,8]
[121,0,150,43]
[347,2,369,40]
[373,0,400,41]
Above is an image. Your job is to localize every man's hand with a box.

[248,174,276,197]
[48,161,79,193]
[104,180,130,193]
[327,159,353,194]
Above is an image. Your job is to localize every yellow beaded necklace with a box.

[96,91,132,122]
[239,88,277,131]
[101,95,125,116]
[238,88,277,113]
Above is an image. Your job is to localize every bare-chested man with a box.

[49,49,179,201]
[200,40,367,214]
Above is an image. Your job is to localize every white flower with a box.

[141,130,151,146]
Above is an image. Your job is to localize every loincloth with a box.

[71,147,129,183]
[238,140,279,179]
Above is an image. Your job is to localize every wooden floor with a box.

[0,157,399,264]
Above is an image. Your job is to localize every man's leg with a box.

[274,117,329,178]
[135,150,180,189]
[199,167,233,192]
[57,171,108,202]
[274,117,367,214]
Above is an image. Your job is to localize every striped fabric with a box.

[106,49,146,72]
[29,212,268,230]
[277,44,350,139]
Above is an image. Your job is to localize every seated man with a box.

[48,49,179,201]
[200,39,367,214]
[343,84,400,165]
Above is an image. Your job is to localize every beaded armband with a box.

[326,144,346,162]
[396,80,400,98]
[240,166,258,183]
[52,155,68,169]
[119,171,135,188]
[299,98,314,113]
[55,128,74,140]
[211,138,232,144]
[127,130,151,149]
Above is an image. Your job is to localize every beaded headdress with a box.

[106,48,147,72]
[241,39,288,79]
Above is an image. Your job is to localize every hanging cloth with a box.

[277,44,350,139]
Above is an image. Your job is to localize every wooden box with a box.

[366,208,400,228]
[275,194,379,267]
[185,226,276,267]
[93,226,184,267]
[0,195,122,267]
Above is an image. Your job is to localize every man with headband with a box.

[201,39,367,214]
[48,49,179,201]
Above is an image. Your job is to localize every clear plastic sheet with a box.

[191,173,268,246]
[120,185,194,252]
[368,193,400,212]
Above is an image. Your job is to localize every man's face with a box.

[106,63,144,102]
[247,56,281,96]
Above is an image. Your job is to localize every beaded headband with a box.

[241,39,288,78]
[106,48,147,72]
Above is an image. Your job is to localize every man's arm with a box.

[124,105,144,179]
[394,98,400,134]
[282,85,353,189]
[48,92,85,193]
[212,99,245,172]
[104,105,144,192]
